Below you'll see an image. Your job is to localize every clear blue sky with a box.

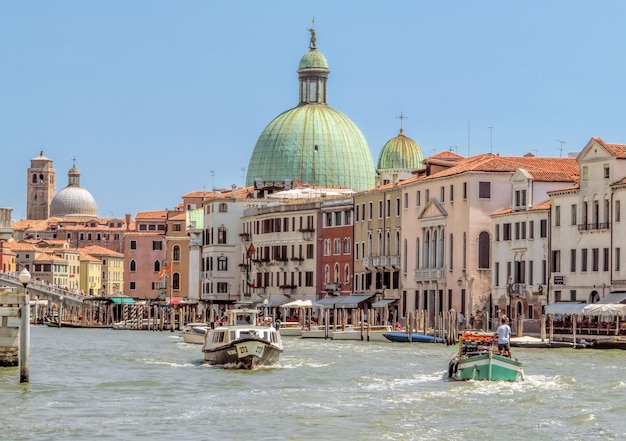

[3,1,626,220]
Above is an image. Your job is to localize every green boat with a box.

[448,332,524,382]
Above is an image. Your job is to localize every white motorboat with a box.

[201,309,283,369]
[179,322,209,344]
[276,321,303,337]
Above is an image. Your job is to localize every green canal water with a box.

[0,326,625,440]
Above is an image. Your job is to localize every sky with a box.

[3,1,626,221]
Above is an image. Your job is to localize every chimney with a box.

[125,214,131,231]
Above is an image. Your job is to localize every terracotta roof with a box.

[135,211,167,220]
[593,136,626,159]
[168,212,186,221]
[426,153,578,182]
[79,251,102,263]
[531,200,551,211]
[80,245,124,257]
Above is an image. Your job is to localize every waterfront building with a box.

[81,245,124,296]
[165,209,190,301]
[320,196,354,298]
[123,211,167,300]
[549,137,626,303]
[246,28,376,191]
[78,250,102,296]
[400,151,578,327]
[353,182,403,307]
[491,161,578,328]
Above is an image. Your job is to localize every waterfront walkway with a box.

[0,272,87,306]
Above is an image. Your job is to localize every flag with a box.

[246,243,256,259]
[158,263,171,279]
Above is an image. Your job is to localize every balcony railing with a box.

[414,268,446,282]
[578,222,609,231]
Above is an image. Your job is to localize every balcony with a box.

[325,282,339,292]
[414,268,446,282]
[239,232,251,242]
[299,228,315,241]
[280,285,297,295]
[372,256,381,268]
[506,283,526,296]
[254,287,266,295]
[578,222,609,231]
[389,256,399,268]
[362,257,370,269]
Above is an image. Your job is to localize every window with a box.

[154,260,161,272]
[425,189,430,203]
[551,250,561,272]
[478,231,490,269]
[581,249,588,272]
[130,240,137,250]
[503,223,511,241]
[172,273,180,290]
[554,206,561,226]
[386,199,391,217]
[334,239,341,255]
[515,189,526,208]
[218,226,226,244]
[616,248,621,271]
[173,245,181,262]
[582,166,588,181]
[540,219,547,238]
[130,260,136,272]
[306,244,314,259]
[368,202,373,220]
[604,164,610,179]
[440,186,445,202]
[462,182,467,199]
[450,185,454,202]
[152,241,162,251]
[129,281,136,290]
[416,191,421,206]
[305,271,314,286]
[343,238,351,254]
[324,239,331,256]
[529,221,534,239]
[616,200,621,222]
[219,203,227,212]
[495,224,500,241]
[570,249,576,272]
[396,197,400,216]
[571,204,577,225]
[378,200,383,218]
[344,264,350,285]
[403,193,408,209]
[479,182,491,198]
[355,205,360,221]
[603,248,609,272]
[592,248,599,272]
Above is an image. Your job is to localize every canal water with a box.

[0,327,624,441]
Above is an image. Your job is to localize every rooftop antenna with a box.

[556,139,566,157]
[532,149,538,156]
[210,170,215,190]
[241,167,246,188]
[488,126,494,153]
[467,121,471,157]
[449,146,457,153]
[395,112,408,131]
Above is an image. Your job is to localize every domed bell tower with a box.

[26,151,56,220]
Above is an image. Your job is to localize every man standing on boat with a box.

[496,317,512,358]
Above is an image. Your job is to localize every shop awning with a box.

[318,294,375,309]
[581,303,626,317]
[545,302,586,315]
[371,299,397,308]
[109,297,135,304]
[598,292,626,304]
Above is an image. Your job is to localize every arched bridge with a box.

[0,273,88,307]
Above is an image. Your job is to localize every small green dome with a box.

[247,105,375,190]
[298,49,329,70]
[377,128,424,170]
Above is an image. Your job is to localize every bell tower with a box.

[26,151,56,220]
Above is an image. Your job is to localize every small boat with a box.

[332,325,393,341]
[509,336,575,348]
[201,308,283,369]
[383,332,444,343]
[276,321,303,337]
[448,331,524,381]
[179,322,209,344]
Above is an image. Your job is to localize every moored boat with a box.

[179,322,209,344]
[383,332,444,343]
[276,321,303,337]
[201,308,283,369]
[448,331,524,381]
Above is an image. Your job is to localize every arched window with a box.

[325,265,330,283]
[324,239,331,256]
[395,231,400,255]
[130,260,136,272]
[344,264,350,284]
[378,231,383,255]
[172,273,180,290]
[334,263,340,283]
[173,245,181,262]
[478,231,490,269]
[334,238,341,255]
[217,255,228,271]
[368,233,373,256]
[424,231,430,268]
[39,174,44,183]
[218,225,226,244]
[385,231,391,255]
[343,238,351,254]
[415,238,420,270]
[449,233,454,270]
[402,239,408,271]
[31,174,37,183]
[154,260,161,272]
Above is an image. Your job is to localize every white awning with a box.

[581,303,626,317]
[317,294,375,309]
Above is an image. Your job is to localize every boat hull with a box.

[383,332,444,343]
[448,351,524,381]
[203,338,283,369]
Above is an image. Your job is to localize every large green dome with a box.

[246,30,375,190]
[377,128,424,171]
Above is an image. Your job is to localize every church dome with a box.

[246,29,375,191]
[377,128,424,171]
[50,164,98,217]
